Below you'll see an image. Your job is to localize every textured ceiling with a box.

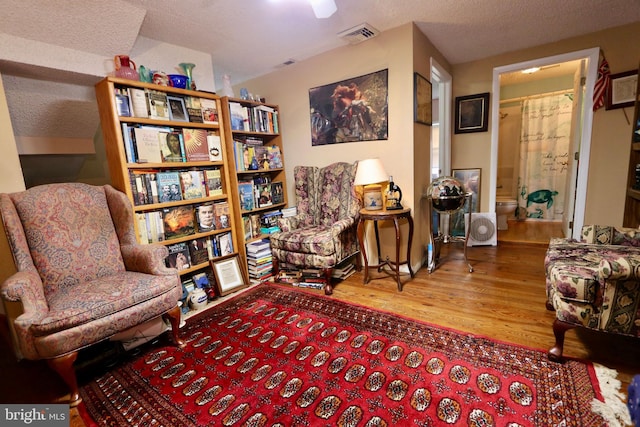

[1,0,639,142]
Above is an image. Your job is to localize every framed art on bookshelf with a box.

[167,95,188,122]
[211,255,248,296]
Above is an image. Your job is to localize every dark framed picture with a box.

[454,92,490,134]
[210,255,248,296]
[167,95,188,122]
[606,70,638,110]
[414,72,432,125]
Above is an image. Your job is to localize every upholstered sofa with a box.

[270,162,361,295]
[545,224,640,361]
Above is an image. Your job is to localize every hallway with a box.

[497,219,564,245]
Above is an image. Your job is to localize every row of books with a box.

[121,123,222,164]
[229,101,279,133]
[232,138,283,172]
[129,168,222,206]
[246,239,273,284]
[165,233,234,271]
[115,87,219,125]
[135,201,230,243]
[238,179,285,211]
[275,268,326,290]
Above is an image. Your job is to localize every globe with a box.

[427,176,466,213]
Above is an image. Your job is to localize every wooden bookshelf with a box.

[95,77,243,318]
[220,97,288,283]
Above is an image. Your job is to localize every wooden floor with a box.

[1,237,638,426]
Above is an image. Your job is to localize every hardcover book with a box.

[180,170,205,200]
[166,241,191,271]
[158,130,186,162]
[162,205,195,240]
[133,126,163,163]
[182,128,209,162]
[255,183,273,208]
[128,88,149,118]
[200,98,219,124]
[204,168,223,196]
[271,181,284,204]
[147,90,169,120]
[207,132,223,162]
[238,180,255,211]
[188,237,210,266]
[213,201,230,229]
[156,171,183,202]
[195,202,216,232]
[185,96,203,123]
[217,232,233,256]
[267,145,283,168]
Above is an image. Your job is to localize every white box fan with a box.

[465,213,498,246]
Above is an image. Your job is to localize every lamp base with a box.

[363,185,383,210]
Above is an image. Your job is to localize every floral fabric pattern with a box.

[0,183,181,360]
[546,226,640,337]
[271,162,360,271]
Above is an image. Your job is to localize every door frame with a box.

[488,47,600,239]
[431,57,452,176]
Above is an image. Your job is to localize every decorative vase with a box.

[179,63,196,90]
[114,55,139,81]
[188,288,208,310]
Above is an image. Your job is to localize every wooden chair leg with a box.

[323,268,333,295]
[47,352,81,407]
[548,318,576,362]
[163,305,186,348]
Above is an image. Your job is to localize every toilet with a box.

[496,197,518,230]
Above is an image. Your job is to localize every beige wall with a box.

[242,23,450,271]
[452,22,640,226]
[0,73,23,316]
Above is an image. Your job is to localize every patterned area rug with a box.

[79,284,625,426]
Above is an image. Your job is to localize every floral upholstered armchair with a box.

[545,224,640,361]
[270,162,361,295]
[0,183,184,406]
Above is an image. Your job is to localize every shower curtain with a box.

[517,93,573,221]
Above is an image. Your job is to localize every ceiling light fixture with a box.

[310,0,337,18]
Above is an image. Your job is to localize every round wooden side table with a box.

[357,207,414,291]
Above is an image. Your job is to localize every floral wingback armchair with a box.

[545,224,640,361]
[270,162,361,295]
[0,183,184,406]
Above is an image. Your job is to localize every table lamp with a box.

[354,158,388,210]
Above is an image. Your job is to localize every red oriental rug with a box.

[79,284,628,426]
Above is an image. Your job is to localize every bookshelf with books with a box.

[95,77,243,318]
[220,97,288,281]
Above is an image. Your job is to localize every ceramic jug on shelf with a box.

[114,55,139,81]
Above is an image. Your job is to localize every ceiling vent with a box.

[338,23,380,44]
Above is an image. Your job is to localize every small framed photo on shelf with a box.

[167,95,188,122]
[454,92,490,134]
[211,255,248,296]
[414,72,432,125]
[606,70,638,110]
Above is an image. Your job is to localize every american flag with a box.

[593,55,610,111]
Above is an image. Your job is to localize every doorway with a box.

[489,48,600,240]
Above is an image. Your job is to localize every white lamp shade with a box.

[354,158,388,186]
